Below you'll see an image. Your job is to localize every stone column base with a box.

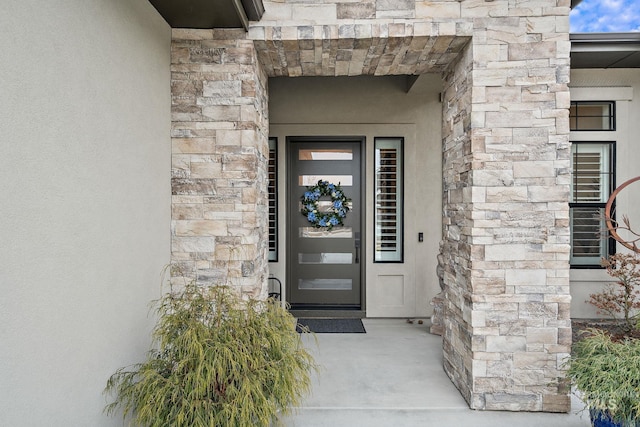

[429,291,445,336]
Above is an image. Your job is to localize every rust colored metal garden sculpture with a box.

[605,176,640,254]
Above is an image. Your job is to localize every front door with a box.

[287,138,363,310]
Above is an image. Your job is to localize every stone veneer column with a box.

[170,29,269,298]
[441,0,572,412]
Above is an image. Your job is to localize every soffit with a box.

[148,0,264,29]
[571,33,640,69]
[252,34,471,77]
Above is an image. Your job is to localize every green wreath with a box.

[301,180,351,230]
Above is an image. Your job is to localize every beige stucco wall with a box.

[569,69,639,318]
[268,74,442,317]
[0,1,171,425]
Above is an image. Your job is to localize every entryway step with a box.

[289,309,365,318]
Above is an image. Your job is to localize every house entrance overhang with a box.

[247,25,471,78]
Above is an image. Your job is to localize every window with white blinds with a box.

[374,138,403,262]
[570,142,614,265]
[268,138,278,262]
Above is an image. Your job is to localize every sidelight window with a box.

[268,138,278,261]
[374,138,404,263]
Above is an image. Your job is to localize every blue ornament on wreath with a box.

[300,180,351,230]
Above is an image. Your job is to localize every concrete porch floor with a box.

[282,319,590,427]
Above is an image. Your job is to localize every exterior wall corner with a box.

[171,30,270,298]
[440,0,572,412]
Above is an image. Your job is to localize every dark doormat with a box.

[296,318,366,333]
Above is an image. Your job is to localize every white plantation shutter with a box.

[268,138,278,261]
[570,143,612,265]
[375,138,403,262]
[571,145,609,203]
[570,207,606,260]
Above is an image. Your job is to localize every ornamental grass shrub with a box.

[104,279,316,427]
[566,328,640,426]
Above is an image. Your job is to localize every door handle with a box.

[354,232,361,264]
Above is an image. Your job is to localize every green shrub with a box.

[566,329,640,426]
[104,280,316,427]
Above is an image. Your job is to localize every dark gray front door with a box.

[287,138,363,309]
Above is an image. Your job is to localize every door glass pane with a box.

[298,279,352,290]
[298,200,353,212]
[299,149,353,161]
[299,227,353,238]
[299,175,353,186]
[298,253,353,264]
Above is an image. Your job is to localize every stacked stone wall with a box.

[440,0,572,412]
[441,42,475,405]
[167,0,573,412]
[170,29,269,298]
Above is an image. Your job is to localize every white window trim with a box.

[570,86,633,102]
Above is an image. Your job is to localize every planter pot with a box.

[590,409,622,427]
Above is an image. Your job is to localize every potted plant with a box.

[565,328,640,427]
[104,275,316,426]
[567,253,640,427]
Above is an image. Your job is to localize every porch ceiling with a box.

[570,33,640,68]
[251,31,471,77]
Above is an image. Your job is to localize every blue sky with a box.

[570,0,640,32]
